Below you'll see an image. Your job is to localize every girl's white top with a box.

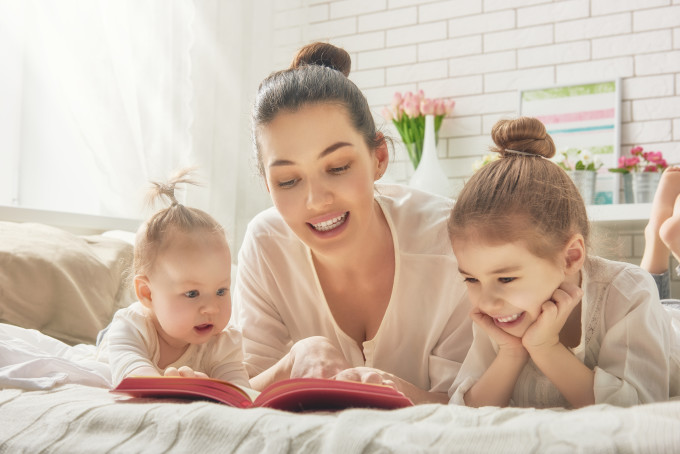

[232,184,472,393]
[449,256,680,407]
[99,302,249,387]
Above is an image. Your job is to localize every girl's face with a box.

[139,230,232,349]
[452,238,567,338]
[258,103,387,255]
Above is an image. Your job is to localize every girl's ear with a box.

[563,234,586,275]
[374,133,389,180]
[134,275,153,308]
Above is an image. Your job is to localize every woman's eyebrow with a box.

[269,141,352,168]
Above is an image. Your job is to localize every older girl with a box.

[448,117,680,408]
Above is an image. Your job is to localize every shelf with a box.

[0,205,142,235]
[587,203,651,230]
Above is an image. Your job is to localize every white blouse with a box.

[98,302,249,387]
[232,184,472,393]
[449,256,680,408]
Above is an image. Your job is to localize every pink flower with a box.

[644,151,664,164]
[381,107,393,122]
[420,98,436,115]
[644,165,659,172]
[444,99,456,115]
[630,146,644,156]
[403,99,420,118]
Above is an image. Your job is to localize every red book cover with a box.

[111,376,414,412]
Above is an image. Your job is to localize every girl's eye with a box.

[185,290,199,298]
[216,288,229,297]
[463,277,478,284]
[329,163,350,174]
[499,277,516,283]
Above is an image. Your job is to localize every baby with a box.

[98,169,249,387]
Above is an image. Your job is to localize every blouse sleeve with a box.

[205,328,250,388]
[593,267,674,406]
[448,323,497,405]
[231,227,293,378]
[428,291,473,393]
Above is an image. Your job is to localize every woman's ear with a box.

[134,275,153,308]
[374,132,389,180]
[563,234,586,275]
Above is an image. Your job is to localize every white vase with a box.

[409,115,452,198]
[566,170,596,205]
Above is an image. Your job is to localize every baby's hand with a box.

[470,307,527,359]
[522,282,583,352]
[164,366,209,379]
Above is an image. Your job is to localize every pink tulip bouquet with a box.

[382,90,455,169]
[609,146,668,174]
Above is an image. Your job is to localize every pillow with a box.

[0,222,136,345]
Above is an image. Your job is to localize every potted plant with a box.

[608,146,668,203]
[555,147,603,205]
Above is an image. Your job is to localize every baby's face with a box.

[452,238,565,338]
[146,231,232,349]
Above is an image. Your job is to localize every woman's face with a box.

[258,103,387,255]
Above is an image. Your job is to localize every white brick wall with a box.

[265,0,680,281]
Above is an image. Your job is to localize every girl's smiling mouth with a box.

[493,312,525,326]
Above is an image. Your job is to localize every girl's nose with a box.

[477,287,504,312]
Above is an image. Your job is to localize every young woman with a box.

[447,117,680,408]
[231,42,472,404]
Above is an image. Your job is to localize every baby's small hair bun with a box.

[491,116,555,159]
[290,42,351,77]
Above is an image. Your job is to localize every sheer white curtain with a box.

[0,0,195,219]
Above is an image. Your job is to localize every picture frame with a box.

[518,79,622,204]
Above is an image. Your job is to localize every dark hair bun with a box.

[491,116,556,159]
[290,42,351,77]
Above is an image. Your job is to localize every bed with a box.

[1,217,680,453]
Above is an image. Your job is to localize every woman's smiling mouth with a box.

[309,212,348,232]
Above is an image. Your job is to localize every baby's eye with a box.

[463,277,478,284]
[499,277,516,283]
[184,290,199,298]
[329,163,350,174]
[216,288,229,296]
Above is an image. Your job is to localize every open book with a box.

[112,376,414,412]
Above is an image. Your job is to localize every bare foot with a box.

[660,192,680,265]
[641,167,680,274]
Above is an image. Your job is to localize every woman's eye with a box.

[329,163,350,174]
[278,178,298,188]
[499,277,516,283]
[216,288,229,296]
[184,290,199,298]
[463,277,478,284]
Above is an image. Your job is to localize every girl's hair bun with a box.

[290,42,351,77]
[491,116,556,159]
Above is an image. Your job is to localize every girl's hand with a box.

[522,282,583,352]
[332,367,397,389]
[470,307,528,359]
[164,366,209,379]
[288,336,351,379]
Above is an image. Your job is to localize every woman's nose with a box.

[305,178,332,210]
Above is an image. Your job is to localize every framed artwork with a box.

[519,79,621,204]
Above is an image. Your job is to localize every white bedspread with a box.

[1,384,679,453]
[1,323,680,452]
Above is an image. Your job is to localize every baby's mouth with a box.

[309,212,348,232]
[194,323,213,333]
